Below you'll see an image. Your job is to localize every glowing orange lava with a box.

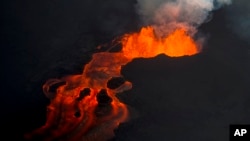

[25,26,199,141]
[122,26,198,58]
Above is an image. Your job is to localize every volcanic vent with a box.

[25,0,232,140]
[25,26,198,141]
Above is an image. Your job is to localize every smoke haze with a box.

[136,0,232,36]
[1,0,250,140]
[225,0,250,44]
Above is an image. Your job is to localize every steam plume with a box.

[136,0,232,37]
[225,0,250,44]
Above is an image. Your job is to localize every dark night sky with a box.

[1,0,250,140]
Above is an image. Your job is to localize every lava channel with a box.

[25,26,199,141]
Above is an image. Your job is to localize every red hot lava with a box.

[25,26,199,141]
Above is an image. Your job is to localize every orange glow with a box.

[121,26,198,58]
[26,26,199,141]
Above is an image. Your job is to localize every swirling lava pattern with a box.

[25,26,198,141]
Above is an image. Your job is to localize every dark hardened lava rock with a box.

[107,77,126,89]
[48,81,66,94]
[95,89,113,117]
[76,88,91,101]
[96,89,113,107]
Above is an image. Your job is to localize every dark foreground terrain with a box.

[1,0,250,140]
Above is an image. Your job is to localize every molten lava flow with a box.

[121,26,198,58]
[26,26,199,141]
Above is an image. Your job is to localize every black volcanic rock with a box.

[48,81,66,94]
[96,89,112,107]
[76,88,91,101]
[107,77,126,89]
[74,111,81,118]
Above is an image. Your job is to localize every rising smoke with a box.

[225,0,250,44]
[136,0,232,37]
